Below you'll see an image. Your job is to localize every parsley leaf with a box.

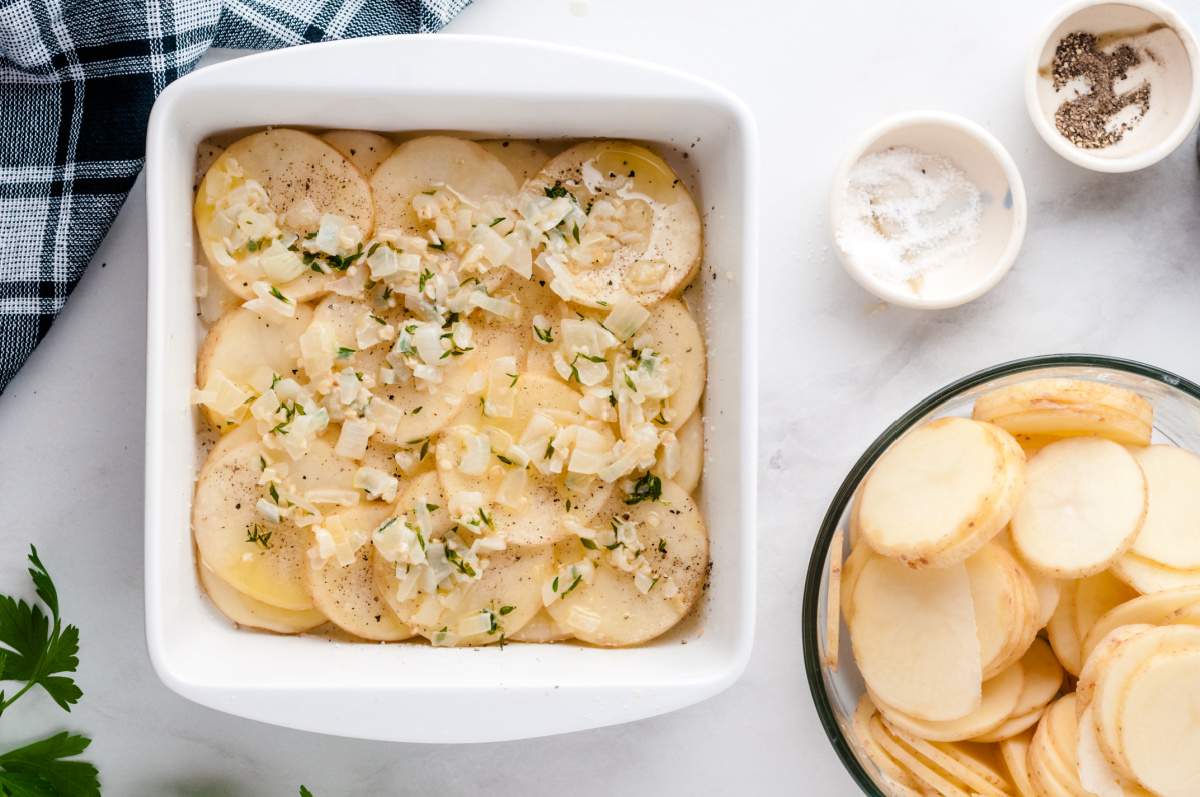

[624,473,663,505]
[0,732,99,797]
[300,788,315,797]
[0,547,82,713]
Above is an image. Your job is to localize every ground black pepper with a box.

[1052,31,1151,149]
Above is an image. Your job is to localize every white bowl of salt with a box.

[829,111,1028,310]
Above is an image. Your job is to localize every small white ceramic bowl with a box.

[1026,0,1200,172]
[828,111,1028,310]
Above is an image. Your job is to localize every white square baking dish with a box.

[144,34,758,743]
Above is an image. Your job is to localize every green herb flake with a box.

[625,473,663,505]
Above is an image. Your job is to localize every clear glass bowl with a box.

[800,354,1200,796]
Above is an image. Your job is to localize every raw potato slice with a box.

[1011,437,1147,579]
[196,128,375,300]
[1124,446,1200,568]
[1000,731,1038,797]
[852,697,921,791]
[370,136,517,233]
[967,542,1038,679]
[996,530,1061,629]
[1011,638,1065,718]
[933,743,1013,793]
[524,140,702,307]
[196,305,313,425]
[971,707,1044,743]
[972,378,1153,447]
[1081,585,1200,661]
[547,481,708,646]
[881,721,1010,796]
[307,504,413,641]
[507,609,571,643]
[850,556,982,722]
[438,373,614,546]
[1014,433,1059,457]
[320,130,394,176]
[1077,624,1155,718]
[1078,703,1154,797]
[1035,695,1089,796]
[874,662,1024,742]
[198,561,326,634]
[634,298,706,429]
[1074,571,1138,644]
[1118,645,1200,797]
[479,139,552,184]
[858,417,1019,569]
[869,718,971,797]
[840,541,877,624]
[193,439,313,610]
[672,410,704,493]
[1028,727,1075,797]
[1048,579,1083,675]
[1092,625,1200,781]
[824,529,844,671]
[1111,552,1200,594]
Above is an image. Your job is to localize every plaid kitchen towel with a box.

[0,0,471,395]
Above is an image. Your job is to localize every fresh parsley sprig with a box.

[0,545,98,796]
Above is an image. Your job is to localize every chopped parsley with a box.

[245,524,274,549]
[625,473,663,505]
[268,286,291,304]
[336,346,356,359]
[533,324,554,343]
[543,180,569,199]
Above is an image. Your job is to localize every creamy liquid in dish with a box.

[190,129,710,647]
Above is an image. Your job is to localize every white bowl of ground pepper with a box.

[1027,0,1200,172]
[829,111,1027,310]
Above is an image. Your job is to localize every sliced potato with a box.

[673,411,704,493]
[478,139,553,184]
[524,140,702,307]
[1075,571,1138,645]
[996,530,1061,628]
[320,130,394,176]
[196,305,312,425]
[1077,624,1156,718]
[1124,445,1200,569]
[1011,638,1065,718]
[1047,580,1083,676]
[840,541,877,624]
[869,717,972,797]
[1112,551,1200,594]
[507,609,571,643]
[971,707,1044,744]
[1033,695,1089,796]
[881,721,1010,796]
[198,561,326,634]
[967,542,1039,679]
[1078,703,1155,797]
[1000,731,1038,797]
[307,504,413,641]
[1082,585,1200,661]
[196,128,374,300]
[1092,625,1200,781]
[193,439,313,610]
[973,378,1153,447]
[858,417,1019,569]
[631,298,705,429]
[1117,644,1200,796]
[370,136,516,233]
[1011,437,1146,579]
[547,481,707,646]
[874,661,1024,743]
[850,556,981,722]
[824,529,844,671]
[438,373,613,546]
[852,696,921,791]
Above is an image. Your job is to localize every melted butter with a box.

[591,146,678,205]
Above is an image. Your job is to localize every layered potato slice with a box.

[672,411,704,493]
[306,503,413,641]
[972,378,1153,447]
[857,417,1024,569]
[198,561,327,634]
[631,298,706,430]
[370,136,517,234]
[873,661,1024,743]
[479,139,554,184]
[507,609,571,643]
[1081,585,1200,661]
[320,130,395,176]
[195,305,312,427]
[437,373,614,546]
[522,140,702,307]
[196,128,375,301]
[546,480,708,646]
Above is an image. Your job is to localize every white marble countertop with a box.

[3,0,1200,794]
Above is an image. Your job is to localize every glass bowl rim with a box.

[799,353,1200,796]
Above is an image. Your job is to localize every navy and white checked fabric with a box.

[0,0,470,394]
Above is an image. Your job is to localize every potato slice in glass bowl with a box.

[522,140,702,308]
[195,128,375,301]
